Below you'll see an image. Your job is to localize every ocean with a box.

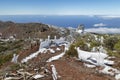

[0,15,120,29]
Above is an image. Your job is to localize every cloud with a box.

[100,15,120,19]
[85,27,120,34]
[93,23,107,27]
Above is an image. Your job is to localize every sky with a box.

[0,0,120,15]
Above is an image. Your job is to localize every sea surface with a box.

[0,15,120,29]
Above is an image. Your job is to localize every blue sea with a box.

[0,15,120,29]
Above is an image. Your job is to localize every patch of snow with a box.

[54,37,66,46]
[86,43,90,48]
[48,48,55,53]
[98,46,107,53]
[99,66,120,76]
[104,60,114,65]
[84,63,96,68]
[33,74,44,79]
[107,56,115,59]
[91,47,97,52]
[115,74,120,80]
[47,35,50,41]
[47,45,68,62]
[100,36,104,43]
[51,65,58,80]
[56,48,61,51]
[4,77,13,80]
[76,48,120,79]
[76,30,83,33]
[77,47,109,66]
[46,51,65,62]
[40,40,51,49]
[11,54,19,63]
[94,35,98,41]
[21,48,46,63]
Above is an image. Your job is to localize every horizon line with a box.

[0,14,120,16]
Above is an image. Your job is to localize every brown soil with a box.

[48,57,115,80]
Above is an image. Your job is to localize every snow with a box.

[4,77,13,80]
[84,63,96,68]
[21,36,69,63]
[100,36,104,43]
[76,30,83,33]
[98,46,107,53]
[104,60,114,65]
[47,45,68,62]
[46,51,65,62]
[48,48,55,53]
[77,47,116,66]
[11,54,19,63]
[40,40,51,49]
[99,66,120,76]
[94,35,98,41]
[77,47,120,79]
[33,74,44,79]
[86,43,90,48]
[21,48,46,63]
[115,74,120,80]
[77,47,108,66]
[51,65,58,80]
[91,47,97,52]
[54,37,66,46]
[56,47,60,51]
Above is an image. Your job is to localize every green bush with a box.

[114,40,120,52]
[90,41,100,48]
[65,44,78,57]
[106,49,120,57]
[0,45,8,52]
[75,39,89,51]
[0,53,13,66]
[104,37,118,50]
[10,64,20,71]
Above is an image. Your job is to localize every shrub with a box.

[0,45,8,52]
[0,53,13,66]
[114,40,120,52]
[90,41,101,49]
[10,64,20,71]
[65,44,78,57]
[75,39,89,51]
[104,37,118,50]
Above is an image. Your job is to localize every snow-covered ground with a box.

[21,37,69,63]
[21,48,47,63]
[77,47,120,80]
[77,47,109,66]
[47,45,68,62]
[33,74,44,79]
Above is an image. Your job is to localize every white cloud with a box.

[100,15,120,19]
[85,27,120,34]
[93,23,107,27]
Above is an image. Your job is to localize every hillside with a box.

[0,21,67,39]
[0,21,120,80]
